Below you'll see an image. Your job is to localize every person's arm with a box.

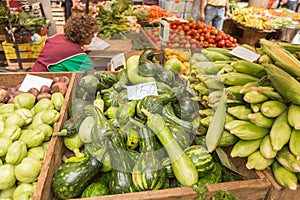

[226,0,230,17]
[200,0,206,21]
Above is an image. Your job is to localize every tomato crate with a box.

[35,71,271,200]
[263,169,300,200]
[0,72,76,200]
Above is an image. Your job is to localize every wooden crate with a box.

[6,59,36,70]
[264,169,300,200]
[0,72,76,200]
[35,72,271,200]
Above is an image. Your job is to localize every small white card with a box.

[19,74,53,92]
[127,81,158,100]
[230,46,260,62]
[111,53,126,71]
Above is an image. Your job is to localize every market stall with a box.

[1,1,300,200]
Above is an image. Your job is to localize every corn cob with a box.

[218,130,239,147]
[244,86,285,102]
[258,54,272,65]
[288,104,300,130]
[232,60,266,78]
[264,64,300,105]
[227,105,252,121]
[229,121,269,140]
[205,47,235,58]
[199,108,213,117]
[260,135,277,159]
[241,44,257,52]
[226,85,244,101]
[270,111,291,152]
[193,82,210,95]
[201,49,232,62]
[261,100,287,118]
[243,90,269,104]
[200,116,212,127]
[200,75,224,90]
[289,129,300,160]
[230,138,262,158]
[276,41,300,54]
[276,145,300,173]
[260,39,300,77]
[220,72,259,86]
[246,150,274,170]
[239,82,259,94]
[271,160,298,190]
[250,103,261,113]
[248,112,274,129]
[225,120,249,131]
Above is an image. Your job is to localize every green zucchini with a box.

[142,109,198,186]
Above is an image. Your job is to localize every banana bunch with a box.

[189,44,300,190]
[232,8,271,30]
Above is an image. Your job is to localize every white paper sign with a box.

[127,81,158,100]
[19,74,53,92]
[230,46,260,62]
[292,31,300,45]
[111,53,126,71]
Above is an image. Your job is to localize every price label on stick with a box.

[160,20,170,44]
[229,46,260,62]
[111,53,126,71]
[127,81,158,100]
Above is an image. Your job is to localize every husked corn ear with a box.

[226,85,244,100]
[276,145,300,173]
[260,39,300,77]
[200,75,224,90]
[248,112,274,128]
[272,160,298,190]
[229,121,269,140]
[264,64,300,106]
[218,130,239,147]
[201,49,232,62]
[193,82,209,95]
[270,111,292,152]
[260,135,277,159]
[232,60,266,78]
[289,129,300,161]
[243,90,268,104]
[220,72,259,86]
[288,104,300,130]
[261,100,287,118]
[200,116,212,127]
[246,150,274,170]
[230,138,262,158]
[199,109,213,117]
[251,86,284,102]
[227,105,252,121]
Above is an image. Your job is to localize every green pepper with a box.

[15,108,33,126]
[51,92,65,111]
[0,125,22,141]
[34,98,54,113]
[5,113,25,128]
[0,164,16,190]
[0,104,14,115]
[0,136,12,157]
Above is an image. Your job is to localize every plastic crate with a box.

[2,36,46,53]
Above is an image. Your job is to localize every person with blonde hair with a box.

[31,13,99,72]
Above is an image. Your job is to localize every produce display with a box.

[188,40,300,190]
[145,20,238,49]
[51,50,244,199]
[232,7,300,30]
[0,75,70,199]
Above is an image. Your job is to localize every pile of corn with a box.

[189,40,300,190]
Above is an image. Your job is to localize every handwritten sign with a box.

[127,81,158,100]
[111,53,126,71]
[230,46,260,62]
[19,74,53,92]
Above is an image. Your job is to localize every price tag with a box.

[159,20,170,43]
[19,74,53,92]
[110,53,126,71]
[229,46,260,62]
[127,81,158,100]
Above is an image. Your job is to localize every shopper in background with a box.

[31,13,99,72]
[200,0,230,30]
[279,0,300,11]
[65,0,73,20]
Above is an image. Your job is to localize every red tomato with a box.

[208,38,215,44]
[215,35,223,42]
[198,29,203,34]
[210,29,218,35]
[183,25,190,32]
[225,40,232,47]
[203,41,209,48]
[217,40,225,48]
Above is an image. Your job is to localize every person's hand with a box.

[200,12,205,21]
[280,0,288,5]
[226,10,231,18]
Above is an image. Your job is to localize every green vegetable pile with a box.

[51,49,242,199]
[10,11,46,34]
[270,17,294,29]
[0,91,65,199]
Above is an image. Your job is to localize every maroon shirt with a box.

[31,34,86,72]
